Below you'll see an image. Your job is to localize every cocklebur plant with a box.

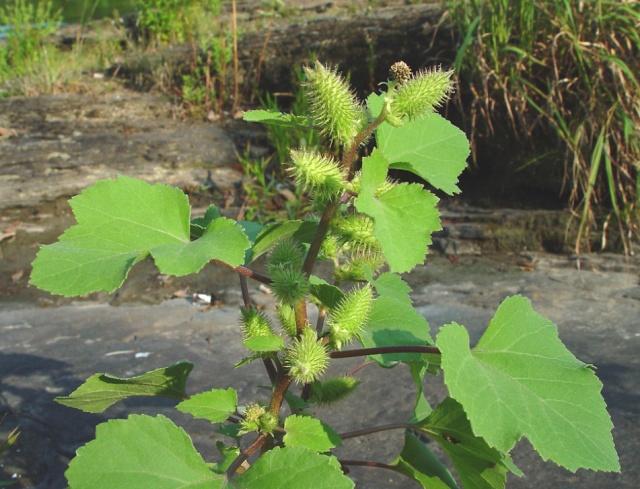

[30,61,620,488]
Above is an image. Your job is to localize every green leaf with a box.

[283,415,342,452]
[355,150,441,273]
[232,447,354,489]
[55,361,193,413]
[243,334,285,353]
[249,220,317,262]
[243,109,310,128]
[409,362,432,422]
[436,295,619,472]
[360,273,433,365]
[212,441,240,474]
[367,93,469,195]
[417,398,513,489]
[176,388,238,423]
[66,414,225,489]
[309,275,345,309]
[30,177,250,296]
[372,271,412,301]
[190,205,221,239]
[391,431,458,489]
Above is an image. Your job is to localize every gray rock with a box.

[0,253,638,488]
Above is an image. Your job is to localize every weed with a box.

[0,0,62,94]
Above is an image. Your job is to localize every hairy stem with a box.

[339,422,415,440]
[330,345,440,359]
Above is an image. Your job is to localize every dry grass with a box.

[447,0,639,253]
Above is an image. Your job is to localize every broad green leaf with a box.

[309,275,345,309]
[243,334,285,353]
[232,447,353,489]
[152,218,250,276]
[243,109,310,128]
[360,273,433,365]
[66,414,225,489]
[239,220,264,264]
[283,415,341,452]
[367,93,469,195]
[355,150,441,273]
[55,361,193,413]
[176,388,238,423]
[30,176,250,296]
[436,295,619,472]
[249,220,317,262]
[391,431,457,489]
[417,398,514,489]
[309,376,360,405]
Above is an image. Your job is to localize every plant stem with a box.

[226,433,268,477]
[340,459,398,473]
[331,345,440,359]
[217,261,272,285]
[238,274,277,384]
[228,112,389,479]
[302,112,387,276]
[338,422,414,440]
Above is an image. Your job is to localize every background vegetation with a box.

[0,0,637,252]
[447,0,639,253]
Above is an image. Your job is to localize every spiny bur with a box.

[284,328,329,384]
[335,253,385,283]
[269,266,309,305]
[289,150,346,201]
[303,61,364,146]
[332,214,379,255]
[267,239,309,305]
[390,66,453,121]
[277,303,298,338]
[328,285,373,349]
[309,376,361,405]
[268,238,305,271]
[240,307,275,340]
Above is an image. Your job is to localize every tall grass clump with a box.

[0,0,62,95]
[447,0,639,253]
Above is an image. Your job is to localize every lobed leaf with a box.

[355,150,441,273]
[56,361,193,413]
[367,93,469,195]
[436,295,619,472]
[66,415,225,489]
[30,176,250,296]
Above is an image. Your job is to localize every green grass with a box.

[447,0,640,253]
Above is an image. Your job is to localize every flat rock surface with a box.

[1,253,638,488]
[0,87,240,211]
